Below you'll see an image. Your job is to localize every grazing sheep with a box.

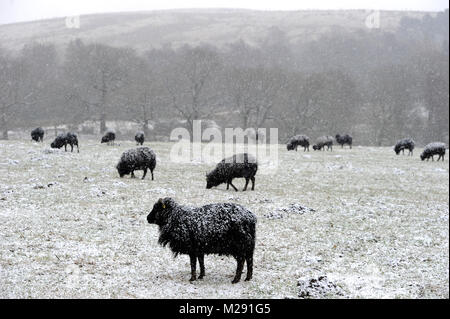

[420,142,446,162]
[146,197,257,283]
[287,135,310,152]
[394,138,415,156]
[116,147,156,180]
[335,134,352,149]
[312,136,333,151]
[206,153,257,191]
[50,132,79,152]
[135,131,145,145]
[101,130,116,145]
[31,127,44,142]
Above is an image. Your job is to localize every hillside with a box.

[0,8,433,52]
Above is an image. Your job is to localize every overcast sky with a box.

[0,0,448,25]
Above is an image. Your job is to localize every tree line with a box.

[0,10,448,145]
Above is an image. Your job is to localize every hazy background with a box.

[1,0,449,25]
[0,1,448,146]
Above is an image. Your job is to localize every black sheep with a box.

[31,127,44,142]
[206,153,257,191]
[135,131,145,145]
[50,132,79,152]
[312,136,333,151]
[116,147,156,180]
[394,138,415,156]
[101,130,116,145]
[335,134,352,149]
[287,135,310,152]
[146,197,257,283]
[420,142,446,161]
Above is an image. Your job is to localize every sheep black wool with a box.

[135,131,145,145]
[31,127,44,142]
[312,136,333,151]
[101,130,116,145]
[146,197,257,284]
[287,135,310,152]
[116,147,156,180]
[50,132,79,152]
[394,138,415,156]
[335,134,352,149]
[420,142,446,161]
[206,153,257,191]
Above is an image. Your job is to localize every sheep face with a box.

[116,162,130,177]
[206,173,222,189]
[286,143,294,151]
[147,198,172,225]
[101,136,108,143]
[50,138,64,149]
[420,154,426,161]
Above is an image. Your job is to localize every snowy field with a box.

[0,139,448,298]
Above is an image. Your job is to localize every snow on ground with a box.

[0,140,448,298]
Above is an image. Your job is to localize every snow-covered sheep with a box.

[287,135,310,152]
[394,138,415,156]
[50,132,79,152]
[101,130,116,145]
[31,127,44,142]
[313,136,333,151]
[116,147,156,180]
[206,153,257,191]
[335,134,352,149]
[146,197,257,283]
[135,131,145,145]
[420,142,446,162]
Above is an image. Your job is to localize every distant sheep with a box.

[101,130,116,145]
[50,132,79,152]
[116,147,156,180]
[31,127,44,142]
[146,197,257,283]
[420,142,446,162]
[313,136,333,151]
[287,135,310,152]
[206,153,257,191]
[135,131,145,145]
[335,134,352,149]
[394,138,415,156]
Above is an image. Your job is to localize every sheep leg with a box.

[243,178,250,191]
[131,171,136,178]
[189,254,197,281]
[70,144,74,152]
[142,168,147,180]
[229,180,238,192]
[251,177,255,191]
[245,255,253,281]
[198,254,205,279]
[232,256,245,284]
[226,182,230,190]
[151,169,154,181]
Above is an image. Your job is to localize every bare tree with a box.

[164,45,221,137]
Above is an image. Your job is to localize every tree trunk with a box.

[1,114,8,140]
[143,120,150,138]
[100,114,106,134]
